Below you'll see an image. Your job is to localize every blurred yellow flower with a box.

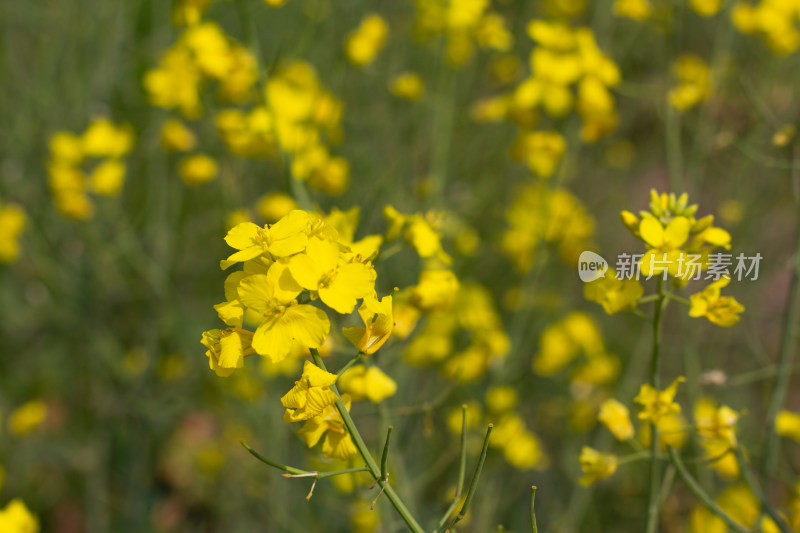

[338,365,397,403]
[634,377,684,424]
[690,0,722,17]
[668,55,711,111]
[598,399,634,441]
[486,386,518,414]
[584,274,643,315]
[389,72,425,101]
[0,499,39,533]
[689,277,745,327]
[178,153,218,186]
[613,0,652,20]
[776,410,800,441]
[578,447,617,486]
[161,119,196,152]
[0,202,26,264]
[411,269,459,311]
[8,401,46,436]
[345,15,389,67]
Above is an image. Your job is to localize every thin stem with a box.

[664,292,691,306]
[310,349,425,533]
[380,426,393,482]
[336,353,363,378]
[456,406,468,496]
[666,104,683,192]
[241,441,309,475]
[434,405,470,532]
[531,486,539,533]
[447,424,493,530]
[646,277,667,533]
[667,447,750,533]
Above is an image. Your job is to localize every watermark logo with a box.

[577,251,763,282]
[578,251,608,282]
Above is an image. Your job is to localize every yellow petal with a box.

[297,416,327,447]
[218,332,244,369]
[267,260,302,302]
[664,217,690,247]
[252,315,293,361]
[283,305,331,349]
[288,253,323,290]
[237,274,275,313]
[221,246,263,270]
[320,262,376,314]
[301,360,338,387]
[225,222,261,250]
[304,387,339,416]
[322,432,358,459]
[639,217,664,247]
[305,236,340,274]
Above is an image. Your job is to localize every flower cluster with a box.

[473,19,621,156]
[668,55,712,111]
[215,61,349,194]
[533,312,619,388]
[47,119,134,220]
[579,377,695,485]
[202,209,387,375]
[404,282,509,382]
[413,0,513,67]
[503,183,595,270]
[144,22,257,118]
[732,0,800,55]
[586,191,745,327]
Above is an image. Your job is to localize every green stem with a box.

[667,447,750,533]
[734,446,792,533]
[311,349,425,533]
[434,405,470,532]
[645,277,667,533]
[336,353,363,378]
[241,441,309,475]
[446,424,493,530]
[666,96,683,193]
[380,426,393,482]
[531,486,539,533]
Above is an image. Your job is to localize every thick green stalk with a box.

[645,277,666,533]
[311,349,425,533]
[530,486,539,533]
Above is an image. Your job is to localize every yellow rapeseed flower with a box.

[8,401,46,436]
[342,294,393,354]
[0,498,39,533]
[578,447,617,486]
[0,202,26,264]
[345,15,389,67]
[598,398,634,441]
[338,365,397,403]
[634,377,685,424]
[178,153,218,186]
[689,277,745,327]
